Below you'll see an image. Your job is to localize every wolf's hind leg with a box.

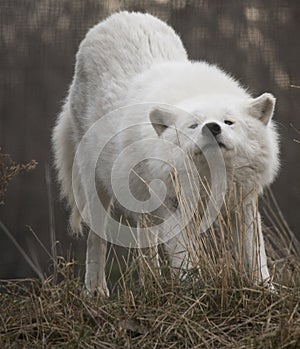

[85,231,109,297]
[84,193,111,297]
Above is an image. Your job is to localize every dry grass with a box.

[1,190,300,348]
[0,150,299,347]
[0,149,37,204]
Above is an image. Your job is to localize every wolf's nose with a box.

[202,122,221,137]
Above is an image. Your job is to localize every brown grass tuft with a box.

[1,189,300,348]
[1,150,299,347]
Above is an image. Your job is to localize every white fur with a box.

[52,12,279,295]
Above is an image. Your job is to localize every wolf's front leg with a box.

[164,232,191,273]
[237,202,270,284]
[85,230,109,297]
[137,223,161,285]
[162,214,194,275]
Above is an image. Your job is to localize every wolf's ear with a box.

[248,93,276,125]
[149,107,176,136]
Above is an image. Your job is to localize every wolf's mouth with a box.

[194,141,229,155]
[201,141,227,152]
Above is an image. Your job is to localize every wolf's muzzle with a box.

[202,122,221,137]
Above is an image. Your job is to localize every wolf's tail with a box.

[52,101,83,237]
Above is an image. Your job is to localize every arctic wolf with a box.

[52,12,279,296]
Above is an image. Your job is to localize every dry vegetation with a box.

[0,149,37,205]
[1,186,300,348]
[1,150,300,348]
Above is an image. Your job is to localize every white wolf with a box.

[52,12,279,296]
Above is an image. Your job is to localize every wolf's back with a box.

[69,11,187,133]
[53,12,187,227]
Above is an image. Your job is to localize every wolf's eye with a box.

[224,120,234,125]
[189,123,198,129]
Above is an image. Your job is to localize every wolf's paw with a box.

[265,281,278,294]
[72,229,84,239]
[83,285,110,298]
[259,277,278,294]
[69,208,83,238]
[67,225,84,239]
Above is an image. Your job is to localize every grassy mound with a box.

[1,259,300,348]
[1,190,300,348]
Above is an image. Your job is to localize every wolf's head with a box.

[149,93,280,193]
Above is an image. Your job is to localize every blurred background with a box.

[0,0,299,278]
